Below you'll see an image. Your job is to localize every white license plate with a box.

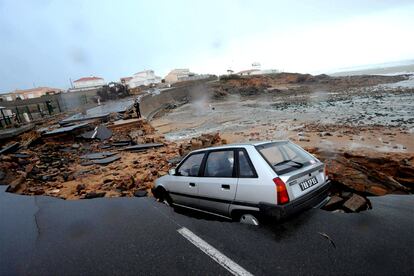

[299,177,318,191]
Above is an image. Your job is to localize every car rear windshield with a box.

[256,142,316,175]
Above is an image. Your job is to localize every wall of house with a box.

[73,79,106,88]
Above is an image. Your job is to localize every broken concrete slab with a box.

[134,190,148,197]
[95,125,112,140]
[12,153,31,159]
[92,155,120,165]
[80,152,116,160]
[0,142,20,155]
[0,124,35,140]
[112,141,131,147]
[59,114,109,126]
[84,191,106,199]
[43,123,89,136]
[111,118,141,127]
[99,144,112,149]
[122,143,163,151]
[323,195,344,211]
[81,125,112,141]
[343,193,368,212]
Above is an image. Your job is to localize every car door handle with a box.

[189,182,196,187]
[221,184,230,190]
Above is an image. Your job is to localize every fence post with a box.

[15,107,21,123]
[56,99,62,112]
[25,105,33,120]
[37,103,44,117]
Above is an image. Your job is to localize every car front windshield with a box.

[256,142,316,175]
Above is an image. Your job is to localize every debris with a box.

[19,131,41,148]
[0,142,20,155]
[6,176,25,192]
[323,195,344,211]
[95,125,112,140]
[134,190,148,197]
[318,232,336,248]
[81,125,112,141]
[343,194,368,212]
[84,191,106,199]
[76,184,86,192]
[12,153,31,159]
[123,143,164,151]
[80,152,116,160]
[71,143,80,149]
[112,141,131,147]
[43,123,89,136]
[167,156,183,165]
[92,155,121,165]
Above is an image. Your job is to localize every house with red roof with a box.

[73,76,106,89]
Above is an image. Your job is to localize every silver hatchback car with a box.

[153,141,331,223]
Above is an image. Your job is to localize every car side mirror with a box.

[169,169,176,176]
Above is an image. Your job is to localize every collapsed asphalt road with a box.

[0,186,413,276]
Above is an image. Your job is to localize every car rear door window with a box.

[257,142,314,175]
[204,150,235,177]
[238,150,256,178]
[177,153,204,176]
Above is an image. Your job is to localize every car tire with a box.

[239,214,260,226]
[232,211,260,226]
[154,186,173,205]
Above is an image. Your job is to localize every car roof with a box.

[190,140,290,153]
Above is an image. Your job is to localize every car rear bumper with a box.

[258,180,331,221]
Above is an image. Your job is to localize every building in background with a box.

[0,87,62,102]
[72,76,106,89]
[164,69,211,84]
[128,70,161,88]
[236,69,261,76]
[236,69,280,76]
[120,77,133,86]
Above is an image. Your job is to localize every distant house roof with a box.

[73,76,103,83]
[120,77,133,82]
[8,87,62,95]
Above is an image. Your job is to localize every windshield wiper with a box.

[273,160,303,168]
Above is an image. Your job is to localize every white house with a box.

[73,76,106,89]
[164,69,211,84]
[128,70,161,88]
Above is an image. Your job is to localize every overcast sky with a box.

[1,0,414,92]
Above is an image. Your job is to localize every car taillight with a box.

[324,164,328,179]
[273,177,290,205]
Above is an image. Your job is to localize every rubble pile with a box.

[179,133,227,156]
[306,147,414,212]
[0,115,227,200]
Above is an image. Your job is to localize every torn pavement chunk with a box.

[80,152,116,160]
[122,143,163,151]
[92,155,121,165]
[42,123,89,136]
[81,125,112,141]
[112,141,131,147]
[343,194,368,212]
[0,142,20,155]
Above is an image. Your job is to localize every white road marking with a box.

[177,227,253,276]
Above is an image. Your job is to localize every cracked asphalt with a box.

[0,186,413,275]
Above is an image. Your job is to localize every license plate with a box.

[299,177,318,191]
